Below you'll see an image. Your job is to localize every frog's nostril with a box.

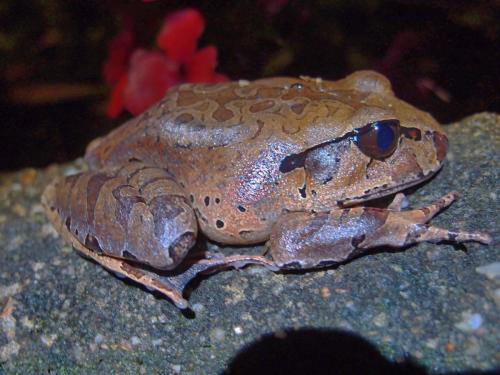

[433,131,448,163]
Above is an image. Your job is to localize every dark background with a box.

[1,0,499,171]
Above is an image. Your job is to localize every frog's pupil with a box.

[375,122,395,151]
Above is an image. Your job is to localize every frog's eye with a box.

[353,119,400,159]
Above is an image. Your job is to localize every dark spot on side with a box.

[216,220,224,228]
[279,152,307,173]
[299,185,307,198]
[128,157,142,163]
[322,177,332,184]
[204,196,210,206]
[50,206,55,211]
[351,234,366,248]
[311,190,317,197]
[123,250,138,261]
[84,234,103,253]
[237,205,246,212]
[215,198,221,204]
[364,189,371,194]
[75,229,79,235]
[189,194,194,203]
[65,216,71,231]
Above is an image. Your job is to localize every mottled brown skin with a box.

[42,71,491,309]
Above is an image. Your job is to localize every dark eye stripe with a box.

[280,119,410,173]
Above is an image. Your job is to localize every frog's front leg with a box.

[269,192,492,269]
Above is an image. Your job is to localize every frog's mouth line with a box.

[336,165,443,207]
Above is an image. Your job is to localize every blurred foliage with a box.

[0,0,499,170]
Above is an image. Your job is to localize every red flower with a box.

[157,8,205,64]
[106,74,128,119]
[123,50,179,115]
[103,29,134,86]
[104,8,227,118]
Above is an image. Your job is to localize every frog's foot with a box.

[270,191,492,269]
[71,240,276,309]
[396,191,492,244]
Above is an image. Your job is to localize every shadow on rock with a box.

[223,328,497,375]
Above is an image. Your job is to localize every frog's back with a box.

[86,71,434,169]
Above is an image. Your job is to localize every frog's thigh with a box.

[46,163,197,270]
[269,208,387,269]
[269,193,491,269]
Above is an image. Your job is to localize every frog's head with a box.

[282,71,448,208]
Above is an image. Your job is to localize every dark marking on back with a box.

[175,113,194,124]
[212,106,234,122]
[249,100,275,113]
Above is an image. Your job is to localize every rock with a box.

[0,113,498,373]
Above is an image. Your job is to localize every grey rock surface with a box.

[0,113,498,374]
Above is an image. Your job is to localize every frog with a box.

[41,70,491,309]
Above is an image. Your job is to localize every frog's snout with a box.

[433,131,448,163]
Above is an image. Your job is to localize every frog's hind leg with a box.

[42,161,199,272]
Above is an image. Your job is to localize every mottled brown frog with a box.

[42,71,491,309]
